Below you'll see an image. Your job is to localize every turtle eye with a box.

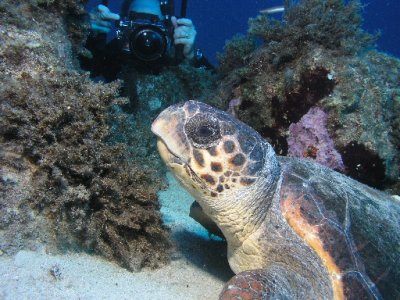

[198,125,214,137]
[185,114,221,147]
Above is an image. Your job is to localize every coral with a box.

[174,62,217,101]
[274,67,336,128]
[288,107,345,171]
[0,0,89,68]
[0,0,171,270]
[213,0,400,193]
[217,34,256,76]
[248,0,376,66]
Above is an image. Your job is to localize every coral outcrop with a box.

[213,0,400,193]
[287,107,345,171]
[0,0,171,270]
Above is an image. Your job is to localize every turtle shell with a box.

[278,156,400,299]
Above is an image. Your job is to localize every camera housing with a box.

[116,12,173,62]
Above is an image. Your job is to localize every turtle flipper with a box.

[189,201,224,238]
[219,266,319,300]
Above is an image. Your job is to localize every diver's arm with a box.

[90,4,120,34]
[80,5,122,81]
[170,17,214,70]
[82,37,124,82]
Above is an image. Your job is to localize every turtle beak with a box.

[151,103,190,164]
[151,103,182,140]
[155,138,179,167]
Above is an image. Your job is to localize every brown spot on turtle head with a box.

[193,149,205,167]
[208,146,218,156]
[211,162,223,172]
[223,140,235,153]
[230,153,246,167]
[201,174,216,185]
[240,177,256,186]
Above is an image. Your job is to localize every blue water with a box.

[87,0,400,65]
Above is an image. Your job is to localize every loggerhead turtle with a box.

[151,100,400,299]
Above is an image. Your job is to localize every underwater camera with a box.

[115,0,185,62]
[116,12,172,62]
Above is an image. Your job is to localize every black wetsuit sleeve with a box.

[80,33,124,82]
[192,55,214,70]
[188,48,214,70]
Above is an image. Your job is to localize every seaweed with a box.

[0,0,171,270]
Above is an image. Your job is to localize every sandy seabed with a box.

[0,172,233,300]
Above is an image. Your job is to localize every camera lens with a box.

[130,27,167,61]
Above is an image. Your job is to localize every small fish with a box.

[260,5,285,14]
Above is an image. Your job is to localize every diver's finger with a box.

[171,16,178,28]
[174,30,196,42]
[97,4,109,13]
[94,20,113,28]
[174,33,189,40]
[97,4,120,21]
[101,11,120,21]
[102,12,120,21]
[174,37,192,45]
[174,27,189,37]
[91,23,112,33]
[175,18,193,27]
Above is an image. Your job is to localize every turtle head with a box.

[152,101,280,209]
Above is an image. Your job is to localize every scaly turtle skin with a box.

[151,101,400,300]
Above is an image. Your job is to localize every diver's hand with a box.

[90,4,120,34]
[171,16,197,59]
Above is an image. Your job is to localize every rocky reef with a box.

[213,0,400,193]
[0,0,173,271]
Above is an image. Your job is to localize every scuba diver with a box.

[80,0,213,82]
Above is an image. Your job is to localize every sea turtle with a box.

[151,100,400,299]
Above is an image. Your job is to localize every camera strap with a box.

[180,0,187,18]
[174,0,188,61]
